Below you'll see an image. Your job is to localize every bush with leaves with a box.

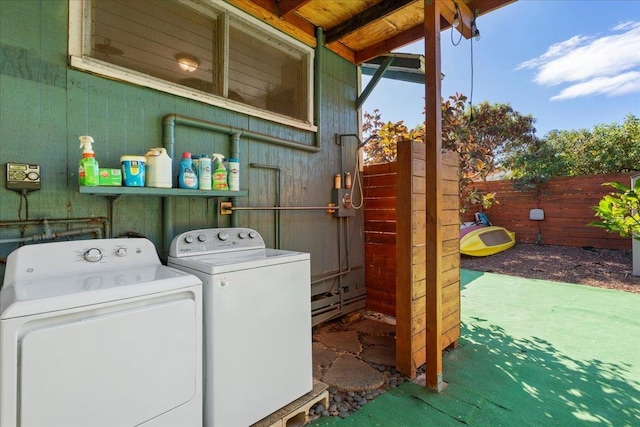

[363,93,538,214]
[362,109,421,164]
[590,181,640,240]
[505,114,640,180]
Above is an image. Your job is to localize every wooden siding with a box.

[363,145,460,378]
[0,0,364,327]
[462,173,636,250]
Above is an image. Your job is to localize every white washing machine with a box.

[0,238,203,427]
[167,227,312,427]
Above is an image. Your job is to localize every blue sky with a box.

[362,0,640,137]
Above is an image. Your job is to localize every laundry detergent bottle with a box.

[178,152,198,189]
[78,135,99,187]
[198,155,212,190]
[145,148,172,188]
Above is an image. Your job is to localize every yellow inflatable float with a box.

[460,225,516,257]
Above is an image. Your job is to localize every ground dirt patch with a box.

[461,243,640,294]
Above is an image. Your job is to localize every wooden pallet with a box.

[252,381,329,427]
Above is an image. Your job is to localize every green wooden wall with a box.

[0,0,366,320]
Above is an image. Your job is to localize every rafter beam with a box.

[277,0,311,18]
[226,0,316,45]
[354,23,423,64]
[324,0,417,44]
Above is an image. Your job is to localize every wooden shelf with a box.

[79,186,247,197]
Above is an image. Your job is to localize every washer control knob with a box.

[184,235,194,244]
[238,231,248,239]
[115,247,127,257]
[83,248,103,263]
[198,234,207,242]
[249,231,257,239]
[218,231,229,241]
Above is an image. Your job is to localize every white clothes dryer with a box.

[0,238,203,427]
[168,228,312,427]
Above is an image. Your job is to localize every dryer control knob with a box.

[115,247,127,257]
[184,235,194,244]
[198,234,207,242]
[218,231,229,241]
[249,231,257,239]
[83,248,103,263]
[238,231,247,239]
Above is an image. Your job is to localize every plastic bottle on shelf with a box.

[198,154,212,190]
[178,152,198,189]
[191,154,200,178]
[78,135,99,187]
[227,157,239,191]
[211,154,228,190]
[145,147,172,188]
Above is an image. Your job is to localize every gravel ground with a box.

[461,243,640,294]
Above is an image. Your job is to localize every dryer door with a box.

[19,297,197,427]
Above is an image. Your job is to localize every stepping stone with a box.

[313,341,338,367]
[362,335,395,347]
[349,318,396,335]
[322,354,385,392]
[313,330,361,353]
[361,345,396,367]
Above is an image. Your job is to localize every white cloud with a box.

[517,21,640,101]
[550,71,640,101]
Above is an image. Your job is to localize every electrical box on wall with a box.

[6,162,41,192]
[332,189,355,217]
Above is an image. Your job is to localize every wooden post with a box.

[424,0,444,392]
[395,141,427,378]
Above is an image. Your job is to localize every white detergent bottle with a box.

[145,148,173,188]
[227,157,239,191]
[199,155,212,190]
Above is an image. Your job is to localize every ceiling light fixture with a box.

[176,53,200,72]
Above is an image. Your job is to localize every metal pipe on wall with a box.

[0,227,103,244]
[0,217,109,228]
[230,206,329,211]
[0,217,109,245]
[249,163,281,248]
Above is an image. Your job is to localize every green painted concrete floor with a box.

[310,269,640,426]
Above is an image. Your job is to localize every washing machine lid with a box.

[0,265,201,319]
[168,248,309,275]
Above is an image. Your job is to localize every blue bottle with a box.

[178,152,198,189]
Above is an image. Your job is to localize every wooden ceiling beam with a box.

[324,0,418,44]
[227,0,317,46]
[277,0,312,18]
[468,0,517,16]
[439,0,474,39]
[354,23,424,64]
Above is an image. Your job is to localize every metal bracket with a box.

[220,201,233,215]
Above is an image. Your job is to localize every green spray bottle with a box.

[211,153,228,190]
[78,135,100,186]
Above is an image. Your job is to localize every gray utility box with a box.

[332,189,355,217]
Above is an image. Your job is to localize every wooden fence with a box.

[462,173,637,250]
